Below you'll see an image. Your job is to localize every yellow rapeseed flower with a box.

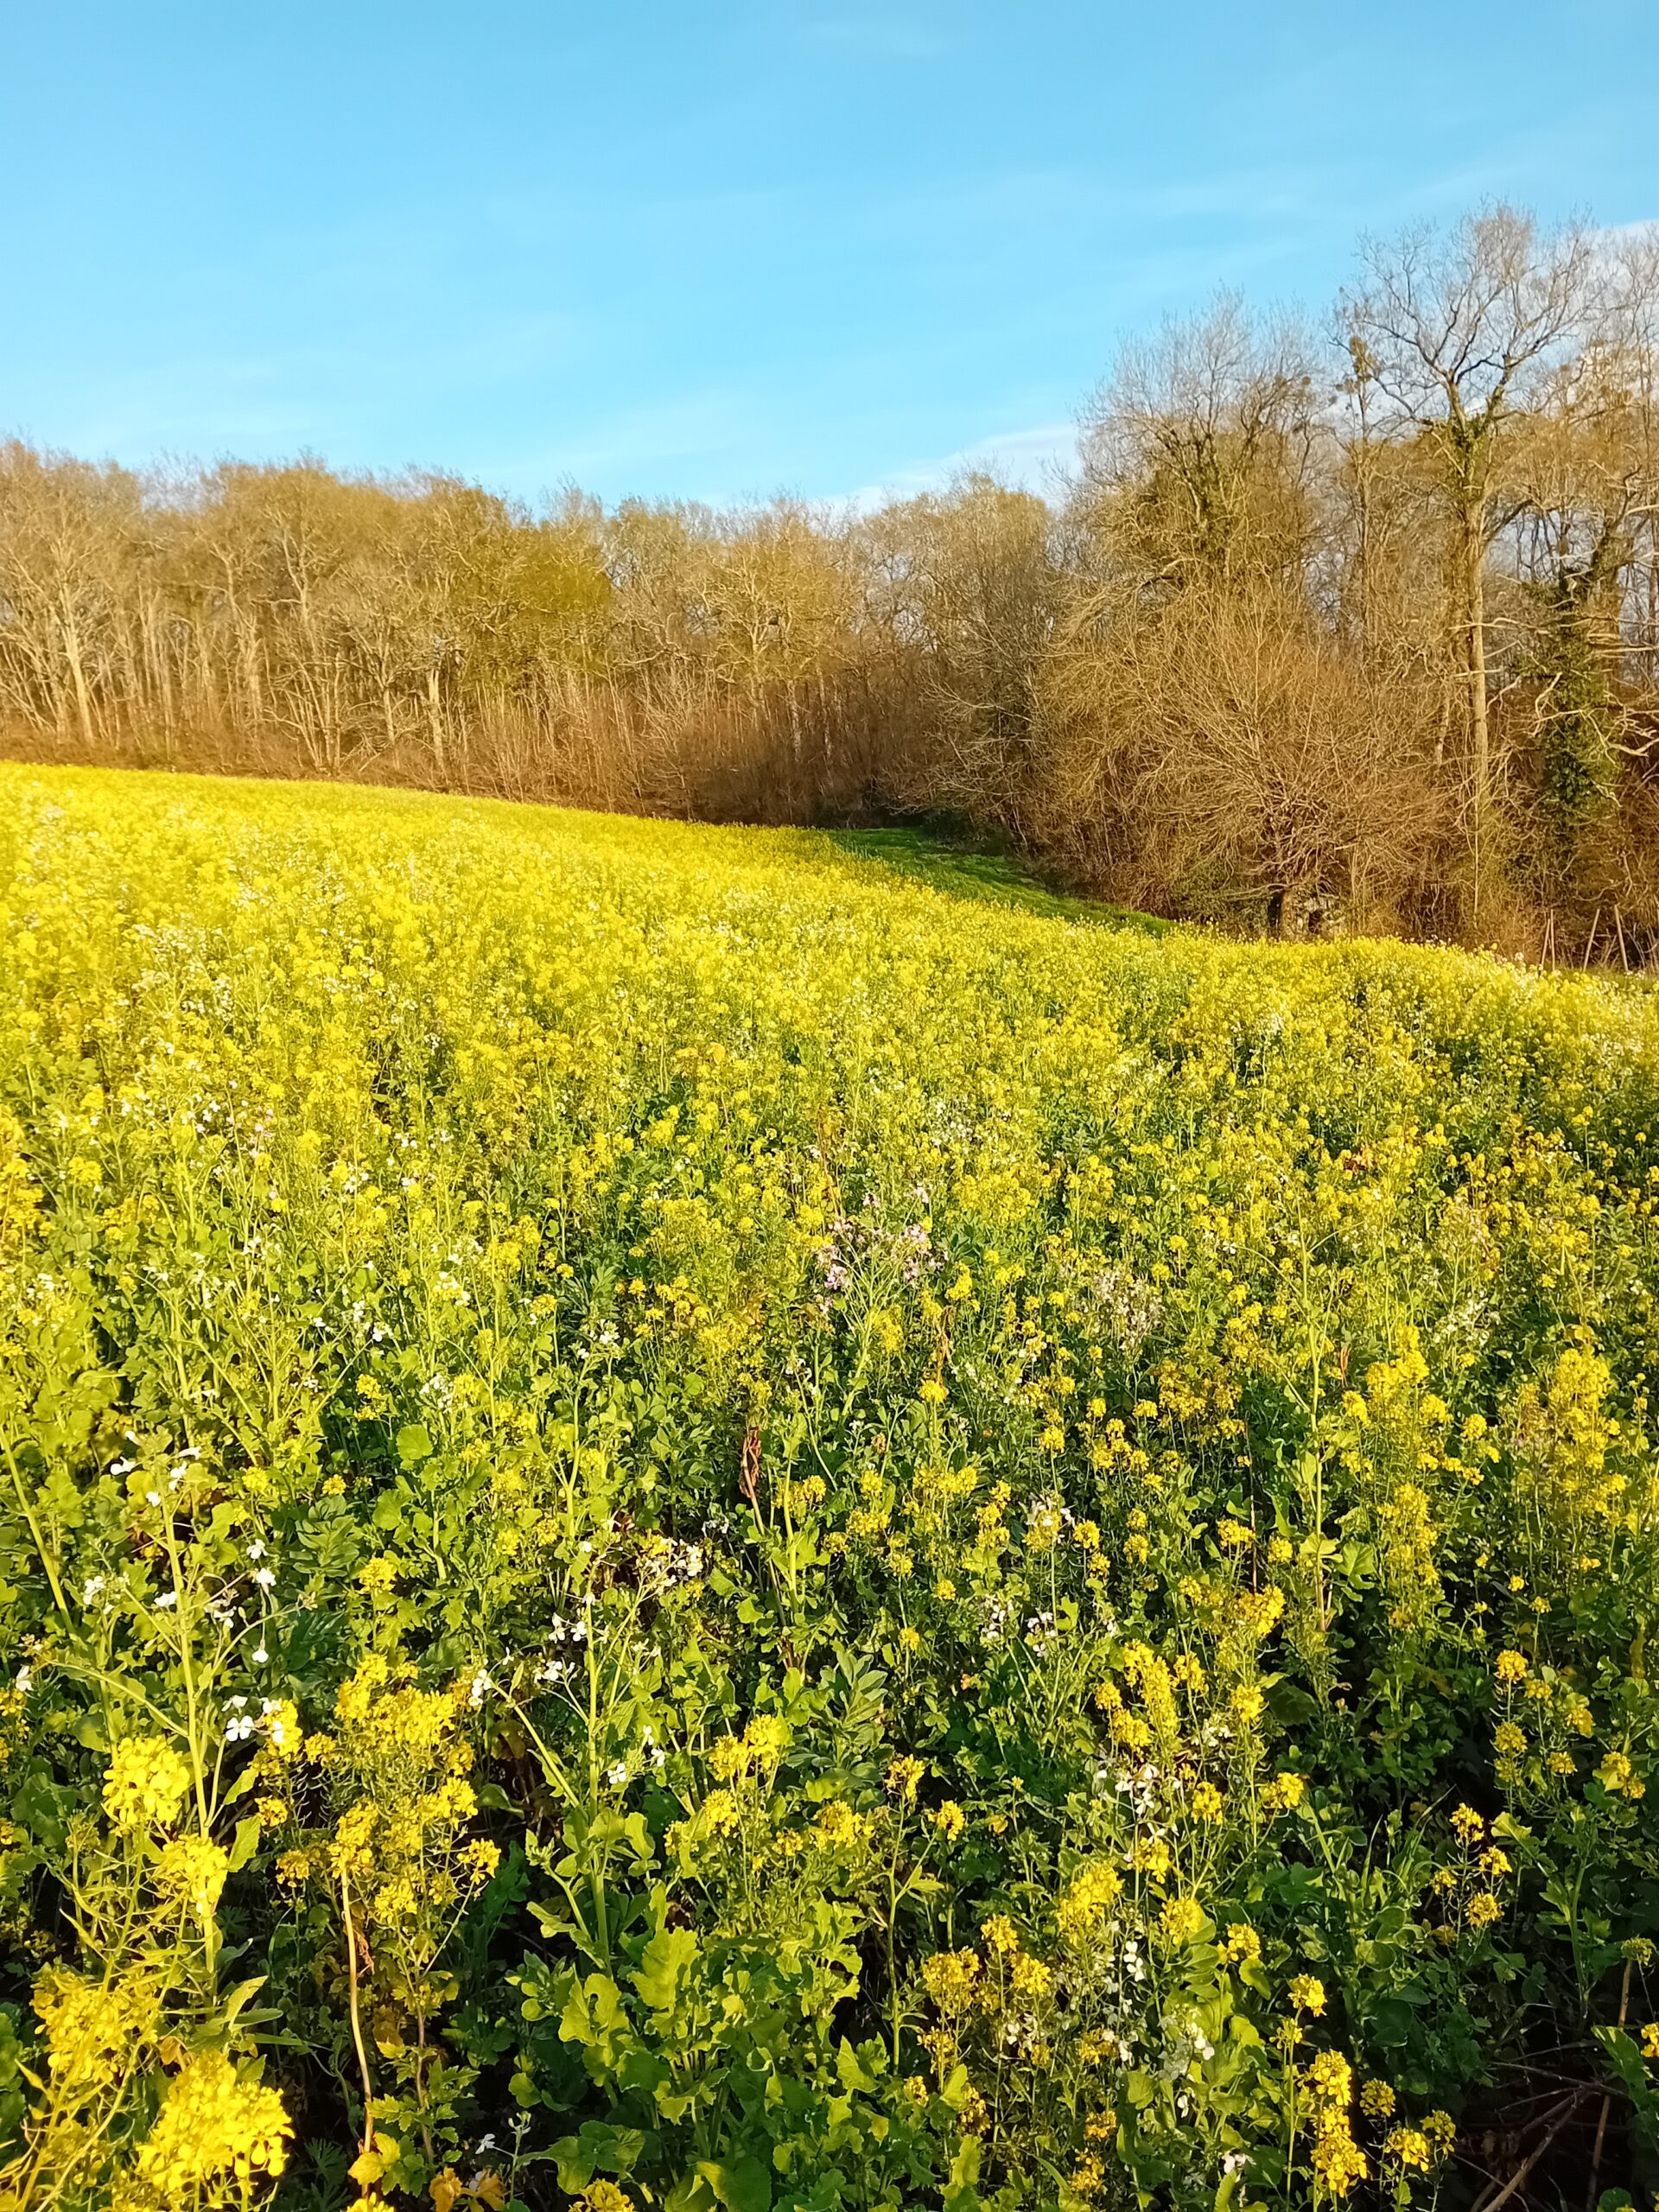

[131,2051,290,2191]
[103,1737,191,1832]
[1160,1895,1205,1945]
[154,1835,230,1919]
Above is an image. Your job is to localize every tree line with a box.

[4,204,1658,956]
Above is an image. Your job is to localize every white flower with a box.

[607,1761,628,1788]
[146,1491,162,1506]
[252,1645,269,1664]
[247,1540,266,1560]
[253,1567,276,1590]
[14,1668,32,1693]
[155,1591,178,1610]
[468,1669,493,1707]
[82,1576,105,1604]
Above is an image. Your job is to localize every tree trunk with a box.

[1463,502,1491,925]
[58,600,97,750]
[426,660,446,780]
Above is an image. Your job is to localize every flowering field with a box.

[3,765,1659,2212]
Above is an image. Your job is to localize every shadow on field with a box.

[821,827,1173,933]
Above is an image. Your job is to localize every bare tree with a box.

[862,474,1061,836]
[1046,577,1440,929]
[1080,294,1323,596]
[1344,206,1599,922]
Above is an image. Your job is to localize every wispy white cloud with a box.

[851,419,1077,508]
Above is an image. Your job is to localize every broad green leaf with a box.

[632,1925,700,2019]
[695,2157,772,2212]
[227,1814,263,1872]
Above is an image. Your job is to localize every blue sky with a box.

[7,2,1658,506]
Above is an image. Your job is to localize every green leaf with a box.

[942,2135,982,2212]
[695,2157,772,2212]
[1264,1679,1319,1726]
[632,1925,700,2019]
[219,1977,269,2028]
[227,1815,263,1872]
[552,2122,648,2192]
[558,1973,632,2076]
[396,1423,433,1465]
[836,2037,878,2094]
[551,2135,595,2193]
[664,2177,718,2212]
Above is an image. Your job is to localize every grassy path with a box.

[823,824,1171,931]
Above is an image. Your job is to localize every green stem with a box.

[0,1427,68,1615]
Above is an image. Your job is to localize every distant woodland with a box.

[6,207,1659,957]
